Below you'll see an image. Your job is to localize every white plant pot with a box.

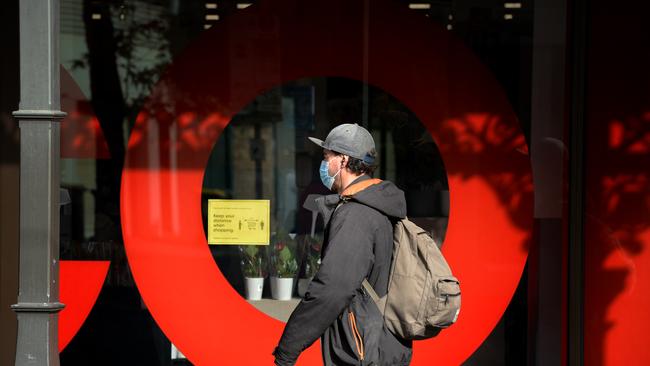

[270,277,294,300]
[244,277,265,301]
[297,277,313,298]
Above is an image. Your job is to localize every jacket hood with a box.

[313,176,407,226]
[343,177,407,219]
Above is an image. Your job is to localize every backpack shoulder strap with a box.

[362,279,380,302]
[362,278,387,314]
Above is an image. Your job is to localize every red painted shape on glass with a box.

[59,260,110,351]
[584,1,650,364]
[121,0,533,364]
[60,66,111,159]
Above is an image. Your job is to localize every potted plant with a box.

[239,245,267,300]
[298,235,322,298]
[269,232,298,300]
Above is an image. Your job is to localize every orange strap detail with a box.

[348,311,365,361]
[341,178,382,197]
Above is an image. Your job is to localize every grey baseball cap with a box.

[308,123,376,164]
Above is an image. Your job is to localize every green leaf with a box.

[244,245,259,257]
[279,246,292,262]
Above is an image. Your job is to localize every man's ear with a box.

[340,155,348,169]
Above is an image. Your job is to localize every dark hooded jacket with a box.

[274,175,413,366]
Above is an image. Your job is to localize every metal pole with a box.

[11,0,66,364]
[530,0,568,364]
[568,0,588,363]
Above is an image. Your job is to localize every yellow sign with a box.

[207,199,270,245]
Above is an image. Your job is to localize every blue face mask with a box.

[319,159,341,190]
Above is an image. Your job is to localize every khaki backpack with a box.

[341,179,461,340]
[362,218,461,340]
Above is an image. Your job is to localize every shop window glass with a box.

[201,77,449,318]
[53,0,544,364]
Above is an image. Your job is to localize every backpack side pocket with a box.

[427,276,461,328]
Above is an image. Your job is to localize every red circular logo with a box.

[121,1,533,364]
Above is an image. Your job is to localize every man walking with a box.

[273,123,412,365]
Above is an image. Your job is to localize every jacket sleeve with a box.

[273,204,376,366]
